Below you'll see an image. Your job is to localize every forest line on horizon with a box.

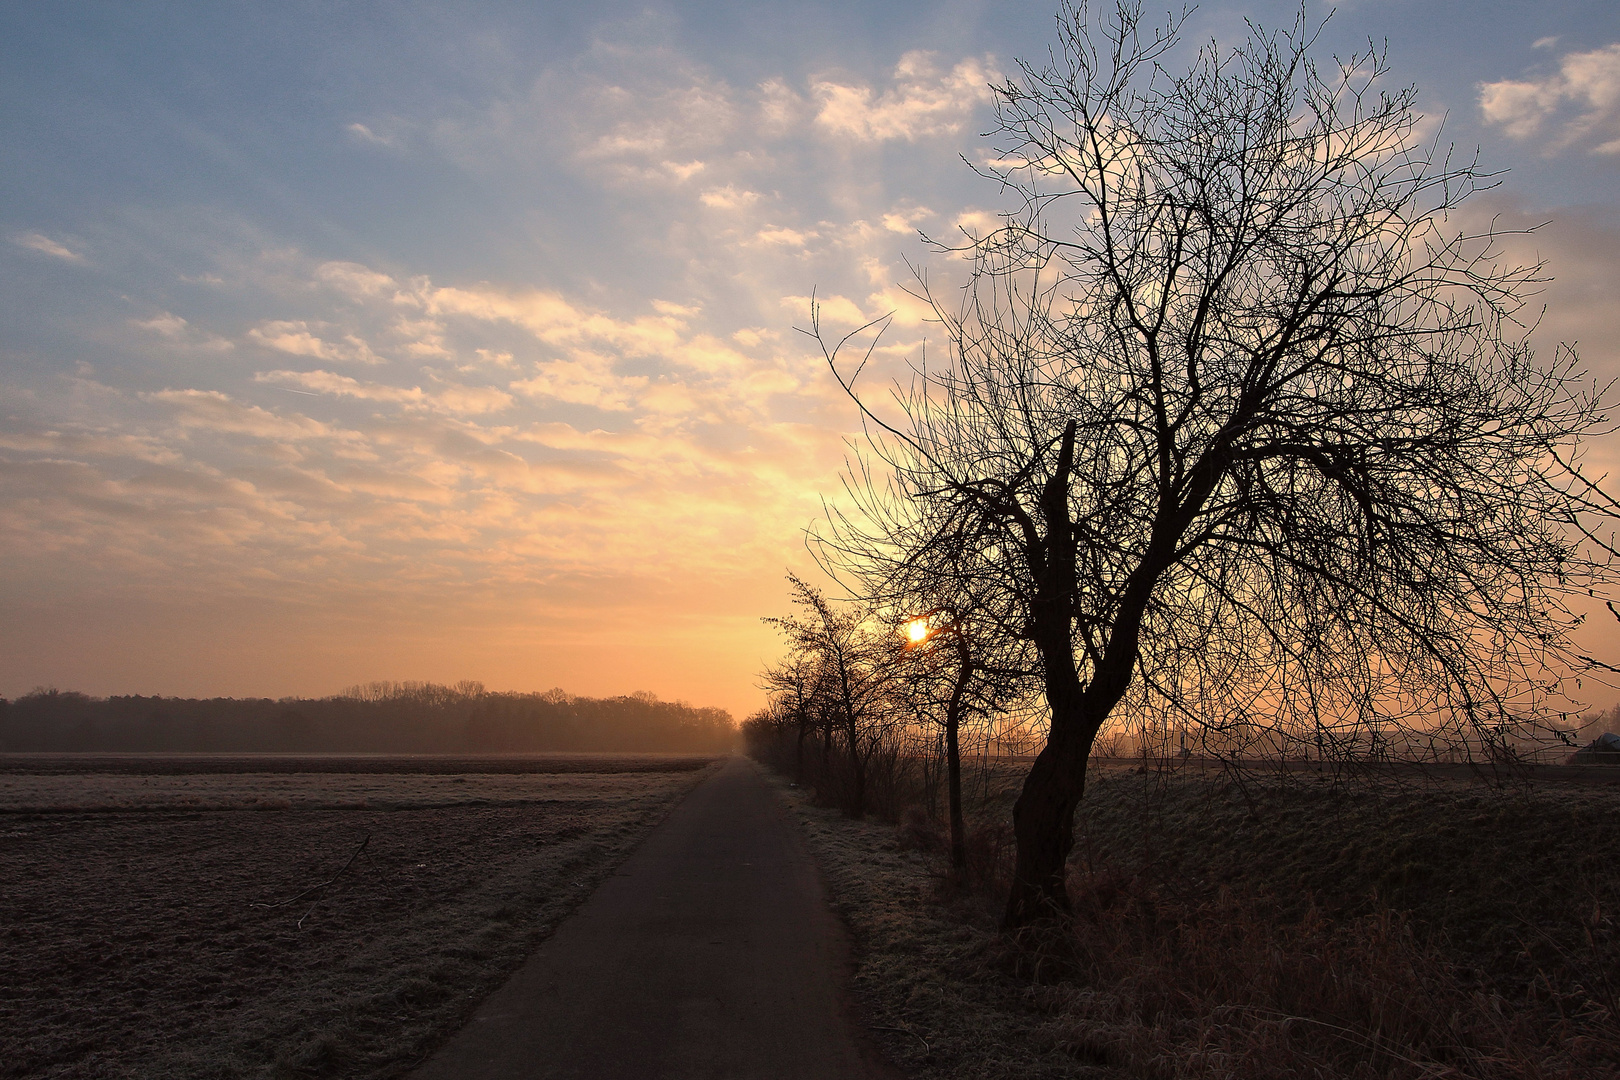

[0,682,736,754]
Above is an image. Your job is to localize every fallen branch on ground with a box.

[252,834,370,910]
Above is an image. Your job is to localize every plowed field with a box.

[0,755,719,1079]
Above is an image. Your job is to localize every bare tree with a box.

[763,575,908,818]
[816,477,1038,877]
[817,1,1618,927]
[893,602,1033,877]
[758,647,823,783]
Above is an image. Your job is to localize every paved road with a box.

[410,755,895,1080]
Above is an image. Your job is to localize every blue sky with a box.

[3,1,1618,717]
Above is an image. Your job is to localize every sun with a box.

[904,618,930,644]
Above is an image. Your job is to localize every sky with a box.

[3,0,1619,721]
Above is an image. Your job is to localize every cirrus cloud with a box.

[13,232,86,263]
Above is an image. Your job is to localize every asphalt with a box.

[409,755,895,1080]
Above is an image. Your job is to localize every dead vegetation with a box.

[774,763,1620,1079]
[0,756,718,1079]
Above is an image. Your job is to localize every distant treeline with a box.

[0,682,735,754]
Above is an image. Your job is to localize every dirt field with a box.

[0,754,718,777]
[778,763,1620,1080]
[0,754,719,1080]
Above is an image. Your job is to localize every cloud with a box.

[866,283,936,328]
[0,457,266,554]
[317,260,398,298]
[392,316,451,358]
[0,424,180,466]
[881,204,934,233]
[256,369,514,416]
[755,225,814,247]
[1479,42,1620,154]
[473,348,517,370]
[249,320,388,364]
[782,293,868,326]
[135,312,191,337]
[731,328,775,347]
[133,312,234,351]
[700,184,761,209]
[13,232,85,263]
[429,383,515,416]
[812,52,996,142]
[509,359,646,411]
[562,62,739,184]
[662,160,705,181]
[756,78,804,136]
[669,334,753,376]
[346,122,396,147]
[233,261,801,427]
[258,369,424,406]
[142,389,332,440]
[424,283,689,358]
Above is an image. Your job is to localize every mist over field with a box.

[0,683,735,754]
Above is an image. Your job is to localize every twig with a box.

[872,1024,932,1056]
[1213,1004,1461,1077]
[253,834,371,910]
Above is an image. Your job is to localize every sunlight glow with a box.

[904,618,931,644]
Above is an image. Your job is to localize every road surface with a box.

[410,755,897,1080]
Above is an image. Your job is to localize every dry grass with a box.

[772,775,1113,1079]
[0,756,719,1079]
[775,763,1620,1079]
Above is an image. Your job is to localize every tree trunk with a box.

[1003,417,1091,928]
[1002,719,1092,926]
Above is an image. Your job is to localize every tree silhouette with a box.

[817,1,1619,926]
[762,575,908,818]
[813,480,1038,876]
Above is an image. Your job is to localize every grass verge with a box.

[772,764,1620,1079]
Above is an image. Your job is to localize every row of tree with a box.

[766,2,1620,928]
[0,683,736,753]
[747,575,1040,875]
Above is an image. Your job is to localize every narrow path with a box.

[410,755,895,1080]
